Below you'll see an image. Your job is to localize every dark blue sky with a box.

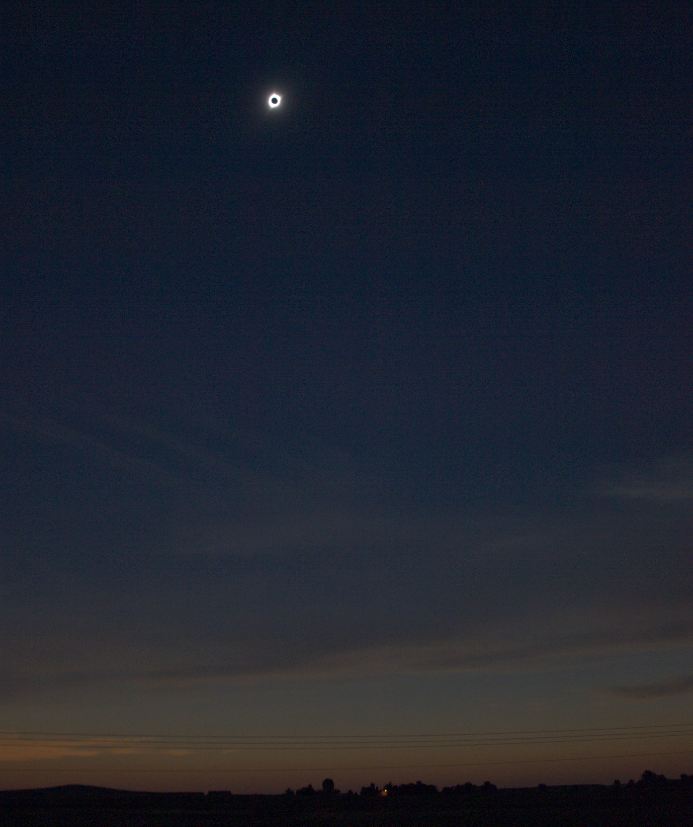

[2,3,693,792]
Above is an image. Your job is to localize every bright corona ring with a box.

[268,93,281,108]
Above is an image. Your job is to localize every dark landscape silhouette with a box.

[2,770,692,826]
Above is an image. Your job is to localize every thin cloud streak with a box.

[2,603,692,703]
[5,411,183,488]
[594,453,693,502]
[0,733,190,763]
[604,675,693,700]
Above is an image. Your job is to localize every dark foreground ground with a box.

[2,781,692,827]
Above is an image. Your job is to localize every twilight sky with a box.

[2,3,693,793]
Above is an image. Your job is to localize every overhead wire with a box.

[3,746,693,774]
[2,724,691,778]
[1,723,692,750]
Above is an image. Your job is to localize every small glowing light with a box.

[268,93,281,108]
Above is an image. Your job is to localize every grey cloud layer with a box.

[3,412,692,704]
[3,536,692,702]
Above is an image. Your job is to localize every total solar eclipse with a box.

[268,93,281,108]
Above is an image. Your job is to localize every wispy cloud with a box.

[4,411,182,487]
[5,406,409,559]
[0,733,187,763]
[603,674,693,700]
[3,600,692,703]
[594,452,693,502]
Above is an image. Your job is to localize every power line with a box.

[1,724,692,750]
[3,723,692,739]
[2,746,693,774]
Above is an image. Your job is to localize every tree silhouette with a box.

[297,784,315,796]
[360,783,380,798]
[322,778,335,794]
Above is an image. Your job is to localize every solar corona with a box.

[268,93,281,108]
